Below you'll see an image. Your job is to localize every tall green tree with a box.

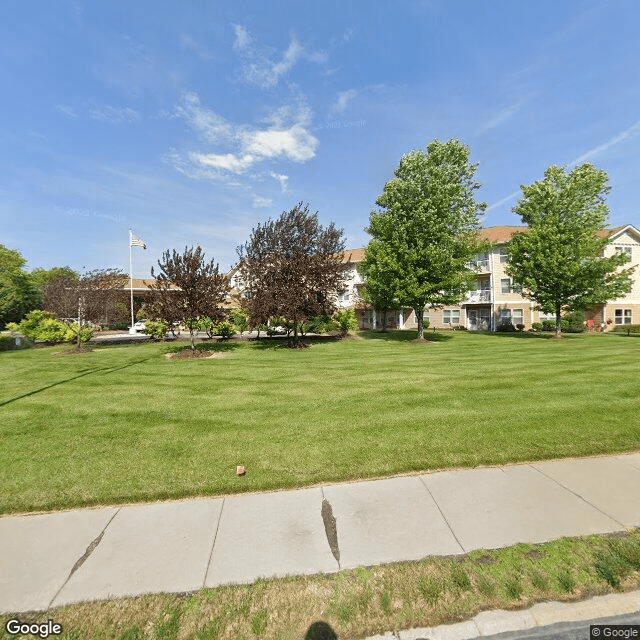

[507,164,634,337]
[30,266,78,288]
[0,245,42,328]
[362,139,486,340]
[358,244,399,331]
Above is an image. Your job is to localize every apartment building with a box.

[347,225,640,331]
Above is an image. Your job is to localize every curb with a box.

[364,589,640,639]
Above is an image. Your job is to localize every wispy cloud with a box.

[56,104,78,118]
[179,34,218,61]
[270,171,289,192]
[55,103,139,124]
[88,105,139,123]
[171,92,318,179]
[570,120,640,166]
[252,194,273,208]
[231,24,327,88]
[330,89,358,116]
[486,190,521,213]
[478,97,529,134]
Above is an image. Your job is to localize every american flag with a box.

[130,234,146,249]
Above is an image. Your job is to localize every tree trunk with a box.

[555,306,562,338]
[415,307,424,340]
[190,328,196,350]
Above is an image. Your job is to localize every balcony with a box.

[464,290,491,304]
[466,260,491,273]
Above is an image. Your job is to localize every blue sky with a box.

[2,0,640,277]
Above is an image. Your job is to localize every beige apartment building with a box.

[344,225,640,332]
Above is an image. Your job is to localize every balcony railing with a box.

[464,290,491,303]
[466,260,491,272]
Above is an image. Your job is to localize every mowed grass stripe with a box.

[1,331,639,514]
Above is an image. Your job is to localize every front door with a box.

[468,308,490,330]
[468,309,478,330]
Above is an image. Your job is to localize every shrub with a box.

[213,320,236,340]
[307,315,337,334]
[496,321,516,332]
[195,316,216,338]
[531,322,542,331]
[516,323,525,331]
[334,308,358,335]
[143,320,168,340]
[228,308,249,334]
[616,324,640,336]
[8,310,75,343]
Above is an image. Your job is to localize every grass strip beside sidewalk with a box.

[3,530,640,640]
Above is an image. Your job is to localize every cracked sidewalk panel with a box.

[0,507,119,614]
[322,498,340,565]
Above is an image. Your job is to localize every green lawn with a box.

[1,331,639,514]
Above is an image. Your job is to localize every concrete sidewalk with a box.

[1,453,640,614]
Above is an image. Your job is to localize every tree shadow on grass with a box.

[358,329,453,343]
[167,342,243,354]
[249,335,343,350]
[0,356,154,407]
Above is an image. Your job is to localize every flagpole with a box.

[129,229,135,332]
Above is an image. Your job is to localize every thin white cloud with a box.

[189,151,256,174]
[232,24,327,88]
[478,98,528,134]
[270,171,289,192]
[171,92,318,179]
[179,34,218,61]
[252,194,273,208]
[330,89,358,116]
[175,92,234,143]
[486,190,521,212]
[56,104,78,118]
[233,24,251,51]
[88,105,139,123]
[570,120,640,166]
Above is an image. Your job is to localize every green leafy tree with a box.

[507,164,634,337]
[30,266,78,288]
[358,248,400,331]
[0,245,42,328]
[334,308,358,336]
[362,139,486,340]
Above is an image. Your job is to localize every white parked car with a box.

[132,321,146,331]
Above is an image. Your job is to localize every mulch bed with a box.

[165,350,224,360]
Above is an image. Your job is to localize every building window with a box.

[615,246,633,260]
[539,311,556,322]
[443,310,460,324]
[615,309,632,325]
[500,308,512,323]
[499,247,508,263]
[501,278,511,294]
[512,309,524,325]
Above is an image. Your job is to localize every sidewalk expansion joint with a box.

[528,464,627,529]
[48,508,120,609]
[203,497,225,586]
[418,476,466,554]
[321,490,340,568]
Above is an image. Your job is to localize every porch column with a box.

[399,310,404,329]
[372,310,377,330]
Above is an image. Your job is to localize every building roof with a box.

[478,226,527,244]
